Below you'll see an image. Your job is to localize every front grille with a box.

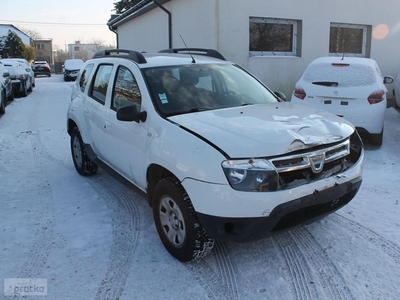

[268,137,362,190]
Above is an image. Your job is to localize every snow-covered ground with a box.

[0,74,399,300]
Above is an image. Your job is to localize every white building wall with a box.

[217,0,400,97]
[117,0,217,52]
[115,0,400,98]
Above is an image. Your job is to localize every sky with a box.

[0,74,399,299]
[1,0,117,50]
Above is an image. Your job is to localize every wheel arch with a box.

[146,164,179,207]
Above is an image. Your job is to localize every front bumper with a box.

[196,176,362,242]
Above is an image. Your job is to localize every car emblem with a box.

[334,90,338,96]
[309,154,325,173]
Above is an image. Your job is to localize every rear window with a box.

[303,63,376,87]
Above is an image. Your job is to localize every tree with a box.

[20,27,42,40]
[1,30,25,58]
[22,45,36,62]
[54,49,68,63]
[113,0,143,14]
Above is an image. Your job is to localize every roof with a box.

[107,0,170,29]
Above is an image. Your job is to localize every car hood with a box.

[168,102,355,158]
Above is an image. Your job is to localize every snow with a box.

[1,74,400,300]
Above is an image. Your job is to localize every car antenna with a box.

[180,34,196,63]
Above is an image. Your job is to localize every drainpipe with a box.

[153,0,172,49]
[108,25,119,49]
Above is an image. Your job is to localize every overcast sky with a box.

[1,0,117,49]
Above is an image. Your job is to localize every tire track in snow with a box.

[186,242,240,300]
[329,213,400,264]
[213,241,240,299]
[31,127,140,298]
[273,233,318,300]
[88,176,140,300]
[17,130,56,278]
[289,227,354,300]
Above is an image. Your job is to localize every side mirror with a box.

[116,105,147,123]
[274,91,287,101]
[384,76,394,84]
[3,72,10,77]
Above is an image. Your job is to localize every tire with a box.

[152,178,214,262]
[21,82,28,97]
[70,128,98,176]
[28,79,33,92]
[0,92,5,115]
[393,91,399,109]
[48,73,51,77]
[8,90,14,101]
[370,128,383,146]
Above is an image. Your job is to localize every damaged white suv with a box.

[67,49,364,262]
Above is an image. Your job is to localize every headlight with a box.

[222,159,279,192]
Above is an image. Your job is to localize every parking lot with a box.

[0,74,399,300]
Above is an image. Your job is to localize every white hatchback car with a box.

[392,72,400,109]
[291,57,393,145]
[67,49,364,261]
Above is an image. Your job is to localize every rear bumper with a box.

[197,176,362,242]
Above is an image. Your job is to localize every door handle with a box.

[83,107,89,113]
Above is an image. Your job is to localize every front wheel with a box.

[153,178,214,262]
[70,128,98,176]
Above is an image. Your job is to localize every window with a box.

[79,64,94,92]
[112,66,141,111]
[74,46,80,52]
[249,17,301,57]
[329,23,370,57]
[90,64,113,104]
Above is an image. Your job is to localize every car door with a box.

[101,64,149,189]
[84,63,114,156]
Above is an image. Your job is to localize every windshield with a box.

[143,64,278,116]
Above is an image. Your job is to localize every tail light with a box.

[294,88,306,100]
[368,90,385,104]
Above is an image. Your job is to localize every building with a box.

[67,41,99,61]
[107,0,400,98]
[33,38,54,64]
[0,24,32,47]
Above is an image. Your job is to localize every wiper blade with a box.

[312,81,339,87]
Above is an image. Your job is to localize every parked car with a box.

[2,58,35,90]
[291,57,393,145]
[32,61,51,77]
[63,59,84,81]
[0,62,12,114]
[2,60,30,97]
[0,62,14,112]
[392,72,400,109]
[67,48,364,262]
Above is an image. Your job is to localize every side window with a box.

[111,66,142,111]
[79,63,94,92]
[90,64,113,104]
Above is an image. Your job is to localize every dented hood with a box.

[168,102,355,158]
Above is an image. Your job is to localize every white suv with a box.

[67,49,364,262]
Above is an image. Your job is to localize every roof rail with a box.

[159,48,226,61]
[92,49,147,64]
